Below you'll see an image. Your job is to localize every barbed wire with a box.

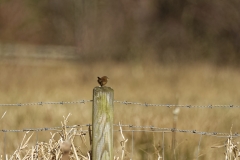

[0,99,239,108]
[0,124,91,133]
[0,124,238,138]
[0,100,92,106]
[0,100,239,137]
[114,100,239,108]
[113,124,239,138]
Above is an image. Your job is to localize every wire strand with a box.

[0,124,237,138]
[0,99,238,108]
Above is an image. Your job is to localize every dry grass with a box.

[1,57,240,159]
[211,126,240,160]
[1,114,132,160]
[3,114,91,160]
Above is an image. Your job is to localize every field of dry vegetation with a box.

[1,0,240,159]
[1,57,240,159]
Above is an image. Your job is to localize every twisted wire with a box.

[0,124,237,138]
[0,99,239,108]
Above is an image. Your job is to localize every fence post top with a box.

[93,86,113,92]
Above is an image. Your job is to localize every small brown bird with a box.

[97,76,109,87]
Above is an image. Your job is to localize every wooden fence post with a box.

[92,87,114,160]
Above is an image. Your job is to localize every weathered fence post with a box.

[92,87,114,160]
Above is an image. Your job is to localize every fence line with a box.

[114,100,238,108]
[0,99,239,108]
[0,124,237,138]
[0,97,238,159]
[0,99,239,137]
[113,124,237,137]
[0,124,90,133]
[0,100,92,106]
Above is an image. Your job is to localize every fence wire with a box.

[0,99,239,108]
[0,100,92,106]
[0,99,239,137]
[0,124,90,133]
[114,100,239,108]
[0,99,238,159]
[0,124,238,138]
[113,124,238,138]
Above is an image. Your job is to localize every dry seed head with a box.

[60,140,72,154]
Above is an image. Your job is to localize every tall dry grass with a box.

[1,57,240,159]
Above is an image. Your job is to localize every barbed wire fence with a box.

[1,99,240,159]
[1,100,239,108]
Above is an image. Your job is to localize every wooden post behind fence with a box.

[92,87,114,160]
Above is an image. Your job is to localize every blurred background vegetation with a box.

[0,0,240,64]
[1,0,240,159]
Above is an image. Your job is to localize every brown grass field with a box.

[1,56,240,159]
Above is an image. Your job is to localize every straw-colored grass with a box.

[1,57,240,159]
[3,114,91,160]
